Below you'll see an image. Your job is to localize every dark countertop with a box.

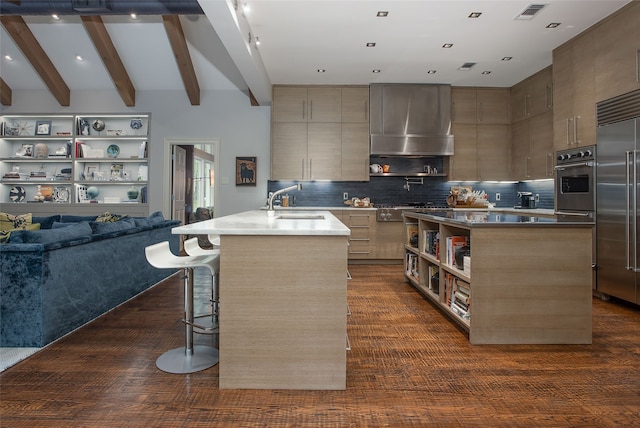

[404,210,594,227]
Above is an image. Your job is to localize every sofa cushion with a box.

[148,211,165,225]
[60,214,98,223]
[32,215,61,230]
[0,212,32,231]
[52,221,72,229]
[17,221,93,245]
[89,217,137,237]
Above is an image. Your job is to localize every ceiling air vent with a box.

[515,3,547,20]
[458,62,477,71]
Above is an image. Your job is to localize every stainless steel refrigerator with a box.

[596,90,640,304]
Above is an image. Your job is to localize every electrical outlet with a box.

[535,193,540,202]
[343,192,349,200]
[495,193,501,201]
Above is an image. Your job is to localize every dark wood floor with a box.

[2,265,640,427]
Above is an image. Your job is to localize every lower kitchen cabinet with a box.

[331,209,376,260]
[375,221,404,260]
[403,212,593,344]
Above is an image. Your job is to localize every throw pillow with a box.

[19,221,92,244]
[0,212,32,231]
[95,212,129,223]
[0,222,40,243]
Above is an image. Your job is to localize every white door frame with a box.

[163,138,221,220]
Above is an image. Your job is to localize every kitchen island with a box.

[172,210,350,389]
[403,211,594,345]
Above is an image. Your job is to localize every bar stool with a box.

[145,241,219,374]
[183,237,220,332]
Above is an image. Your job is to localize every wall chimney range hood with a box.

[369,83,454,156]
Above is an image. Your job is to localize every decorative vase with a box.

[127,186,139,200]
[87,186,100,200]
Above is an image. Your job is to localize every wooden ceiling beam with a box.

[1,77,12,106]
[162,15,200,106]
[81,15,135,107]
[0,15,70,106]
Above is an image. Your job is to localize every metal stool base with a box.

[156,345,219,374]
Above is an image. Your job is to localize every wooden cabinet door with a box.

[553,43,574,151]
[477,89,509,124]
[510,120,530,180]
[572,32,596,149]
[272,87,307,122]
[307,87,342,122]
[341,87,369,122]
[449,124,478,180]
[452,88,477,124]
[594,2,640,102]
[308,123,342,180]
[271,122,308,180]
[478,125,510,181]
[528,67,553,117]
[528,111,554,179]
[341,123,369,181]
[510,81,529,123]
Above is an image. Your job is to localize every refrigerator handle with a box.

[625,151,640,271]
[634,151,639,272]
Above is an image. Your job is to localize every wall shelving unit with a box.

[1,113,150,216]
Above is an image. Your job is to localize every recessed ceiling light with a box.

[75,55,84,62]
[468,12,482,18]
[442,43,453,48]
[502,57,513,61]
[458,62,477,71]
[317,69,326,73]
[4,54,14,61]
[366,42,376,47]
[372,69,381,73]
[482,71,492,75]
[427,70,437,74]
[546,22,561,28]
[377,11,388,17]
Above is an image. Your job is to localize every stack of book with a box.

[444,273,471,320]
[446,235,469,268]
[422,230,439,258]
[405,252,420,282]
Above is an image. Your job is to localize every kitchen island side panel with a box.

[470,227,593,344]
[218,234,348,389]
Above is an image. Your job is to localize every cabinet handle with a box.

[545,84,553,108]
[309,158,312,179]
[302,100,306,119]
[525,94,529,116]
[574,116,580,145]
[546,152,553,177]
[636,48,639,83]
[525,156,530,178]
[310,100,313,120]
[566,118,572,146]
[301,158,305,180]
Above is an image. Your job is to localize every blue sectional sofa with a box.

[0,212,181,347]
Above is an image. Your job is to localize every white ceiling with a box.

[0,0,632,106]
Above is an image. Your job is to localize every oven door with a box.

[555,161,595,212]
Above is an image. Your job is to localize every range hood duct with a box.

[369,83,454,156]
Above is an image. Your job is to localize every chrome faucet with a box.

[268,184,302,215]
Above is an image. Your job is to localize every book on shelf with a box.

[405,252,420,281]
[428,265,439,293]
[450,277,471,319]
[406,223,419,248]
[446,235,469,267]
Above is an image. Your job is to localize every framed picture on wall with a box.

[236,156,256,186]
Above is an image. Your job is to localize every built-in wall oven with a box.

[554,145,596,216]
[555,145,596,289]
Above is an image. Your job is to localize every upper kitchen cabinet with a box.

[341,87,369,123]
[450,88,509,181]
[553,33,596,151]
[452,88,509,124]
[272,86,341,123]
[593,1,640,103]
[271,85,370,181]
[511,67,553,123]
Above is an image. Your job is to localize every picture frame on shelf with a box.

[83,163,99,180]
[35,120,52,136]
[235,156,256,186]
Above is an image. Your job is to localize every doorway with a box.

[164,138,220,222]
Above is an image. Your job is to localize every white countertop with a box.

[172,210,350,236]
